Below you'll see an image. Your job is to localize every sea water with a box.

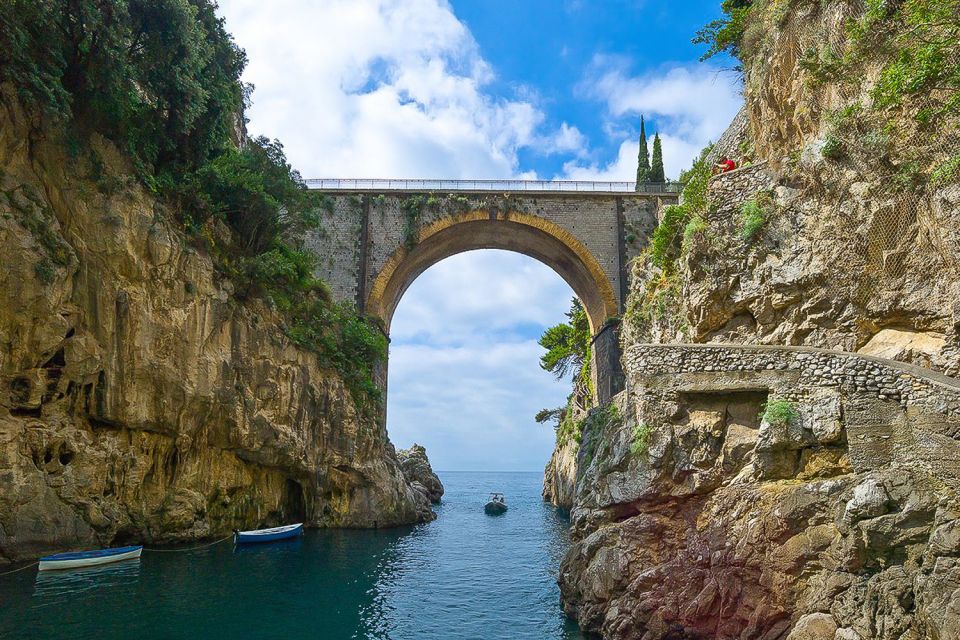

[0,471,584,639]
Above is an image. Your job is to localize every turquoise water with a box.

[0,471,583,639]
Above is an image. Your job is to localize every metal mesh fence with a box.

[829,134,960,307]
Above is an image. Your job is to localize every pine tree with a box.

[650,133,665,183]
[635,116,650,190]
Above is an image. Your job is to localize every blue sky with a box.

[217,0,743,471]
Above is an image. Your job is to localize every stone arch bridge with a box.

[299,179,680,403]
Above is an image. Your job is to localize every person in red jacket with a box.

[716,157,737,173]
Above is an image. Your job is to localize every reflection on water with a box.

[33,559,141,602]
[0,472,583,640]
[231,536,303,555]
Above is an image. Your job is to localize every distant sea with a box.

[0,471,584,639]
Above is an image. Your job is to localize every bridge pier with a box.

[591,320,625,405]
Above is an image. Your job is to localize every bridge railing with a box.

[303,178,682,194]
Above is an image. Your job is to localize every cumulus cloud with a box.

[390,251,574,346]
[217,0,575,179]
[562,58,743,179]
[387,251,575,471]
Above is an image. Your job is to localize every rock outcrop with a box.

[543,439,578,510]
[559,345,960,639]
[0,87,434,562]
[552,2,960,637]
[397,444,444,520]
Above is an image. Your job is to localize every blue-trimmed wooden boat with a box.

[38,545,142,571]
[233,523,303,545]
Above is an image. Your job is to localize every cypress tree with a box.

[650,133,665,183]
[635,116,650,190]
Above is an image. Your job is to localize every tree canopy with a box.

[538,298,592,382]
[635,116,651,188]
[0,0,246,182]
[650,133,666,183]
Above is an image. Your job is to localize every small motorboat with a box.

[233,523,304,545]
[484,493,507,516]
[38,545,142,571]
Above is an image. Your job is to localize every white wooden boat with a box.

[38,545,143,571]
[233,523,303,544]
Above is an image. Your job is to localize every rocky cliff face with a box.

[397,443,444,519]
[553,2,960,638]
[0,88,432,562]
[624,0,960,377]
[543,439,578,510]
[560,345,960,639]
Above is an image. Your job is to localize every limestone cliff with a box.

[0,88,433,562]
[397,443,444,518]
[625,1,960,376]
[543,439,578,510]
[553,2,960,638]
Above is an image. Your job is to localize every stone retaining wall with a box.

[707,162,774,215]
[624,343,960,484]
[626,344,960,415]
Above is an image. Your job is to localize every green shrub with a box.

[400,195,425,250]
[682,216,708,251]
[630,422,652,456]
[538,298,593,401]
[761,399,799,427]
[739,199,766,242]
[693,0,755,64]
[176,136,310,256]
[649,145,713,269]
[932,154,960,186]
[821,135,844,160]
[34,259,56,284]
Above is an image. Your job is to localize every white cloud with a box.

[562,59,743,180]
[387,251,575,471]
[539,122,589,156]
[390,251,575,346]
[217,0,573,179]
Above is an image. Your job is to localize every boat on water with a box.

[234,523,304,544]
[484,493,507,515]
[38,545,142,571]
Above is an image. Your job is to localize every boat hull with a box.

[484,502,507,515]
[234,523,304,544]
[38,546,143,571]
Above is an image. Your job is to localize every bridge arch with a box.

[302,187,677,403]
[365,210,620,335]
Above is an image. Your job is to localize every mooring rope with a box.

[0,561,39,577]
[142,534,233,553]
[0,534,233,576]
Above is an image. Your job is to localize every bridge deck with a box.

[304,178,681,195]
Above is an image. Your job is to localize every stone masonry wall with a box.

[707,162,775,215]
[625,343,960,483]
[301,191,673,320]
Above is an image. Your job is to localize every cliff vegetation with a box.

[0,0,433,562]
